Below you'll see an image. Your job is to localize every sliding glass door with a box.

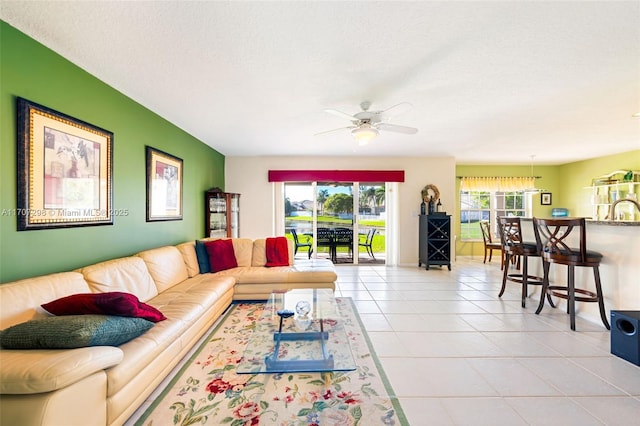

[284,181,386,264]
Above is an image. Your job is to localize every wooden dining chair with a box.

[479,220,504,269]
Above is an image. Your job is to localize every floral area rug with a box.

[135,298,407,426]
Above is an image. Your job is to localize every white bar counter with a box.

[520,218,640,327]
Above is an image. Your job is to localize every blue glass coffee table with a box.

[237,289,356,374]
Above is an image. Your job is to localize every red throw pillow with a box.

[41,292,166,322]
[204,239,238,272]
[265,236,290,267]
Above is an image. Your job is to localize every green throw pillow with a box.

[0,315,154,349]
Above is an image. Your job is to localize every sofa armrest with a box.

[0,346,123,394]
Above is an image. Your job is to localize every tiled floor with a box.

[127,257,640,425]
[335,257,640,425]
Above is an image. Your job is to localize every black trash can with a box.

[611,311,640,366]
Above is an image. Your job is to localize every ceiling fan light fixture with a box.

[352,125,379,145]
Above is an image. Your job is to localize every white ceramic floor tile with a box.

[458,290,499,301]
[338,290,372,300]
[395,332,507,357]
[440,397,529,425]
[471,300,528,314]
[375,300,420,314]
[357,313,393,331]
[573,396,640,424]
[380,357,499,397]
[401,289,465,301]
[481,332,562,357]
[506,397,604,425]
[368,290,407,300]
[366,331,408,357]
[350,300,382,314]
[468,358,563,396]
[571,357,640,396]
[411,300,488,314]
[518,358,626,396]
[527,332,611,357]
[398,397,453,425]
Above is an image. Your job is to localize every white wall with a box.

[225,156,456,266]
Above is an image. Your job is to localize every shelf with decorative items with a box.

[585,171,640,221]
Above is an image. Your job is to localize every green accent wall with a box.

[0,22,225,282]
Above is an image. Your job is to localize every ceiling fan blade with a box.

[314,126,355,136]
[324,109,359,122]
[381,102,413,118]
[377,123,418,135]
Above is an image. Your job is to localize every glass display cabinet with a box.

[205,188,240,238]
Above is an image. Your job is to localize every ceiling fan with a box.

[316,101,418,145]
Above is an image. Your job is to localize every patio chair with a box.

[290,229,312,259]
[316,228,335,262]
[333,227,353,262]
[359,228,376,260]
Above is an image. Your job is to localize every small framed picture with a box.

[541,192,552,206]
[146,146,183,221]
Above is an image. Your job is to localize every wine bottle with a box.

[420,200,426,215]
[428,197,435,214]
[436,198,442,212]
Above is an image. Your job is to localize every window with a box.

[460,191,529,240]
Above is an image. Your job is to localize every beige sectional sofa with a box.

[0,238,336,426]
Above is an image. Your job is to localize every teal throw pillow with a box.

[0,315,154,349]
[195,240,211,273]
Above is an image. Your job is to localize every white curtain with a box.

[460,176,536,192]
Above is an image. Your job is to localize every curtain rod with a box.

[456,176,541,179]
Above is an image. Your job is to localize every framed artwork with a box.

[541,192,552,205]
[146,146,183,221]
[17,98,114,230]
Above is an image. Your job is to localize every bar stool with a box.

[532,217,610,331]
[497,216,552,308]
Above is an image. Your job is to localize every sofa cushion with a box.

[0,315,154,349]
[195,240,211,273]
[204,239,238,272]
[80,257,158,302]
[137,246,190,293]
[0,346,123,394]
[0,272,91,330]
[41,292,166,322]
[231,238,254,267]
[265,237,290,267]
[176,241,200,277]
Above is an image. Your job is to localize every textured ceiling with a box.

[1,1,639,164]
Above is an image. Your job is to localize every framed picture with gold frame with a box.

[17,98,114,230]
[146,146,183,221]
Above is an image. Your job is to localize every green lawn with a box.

[460,222,483,240]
